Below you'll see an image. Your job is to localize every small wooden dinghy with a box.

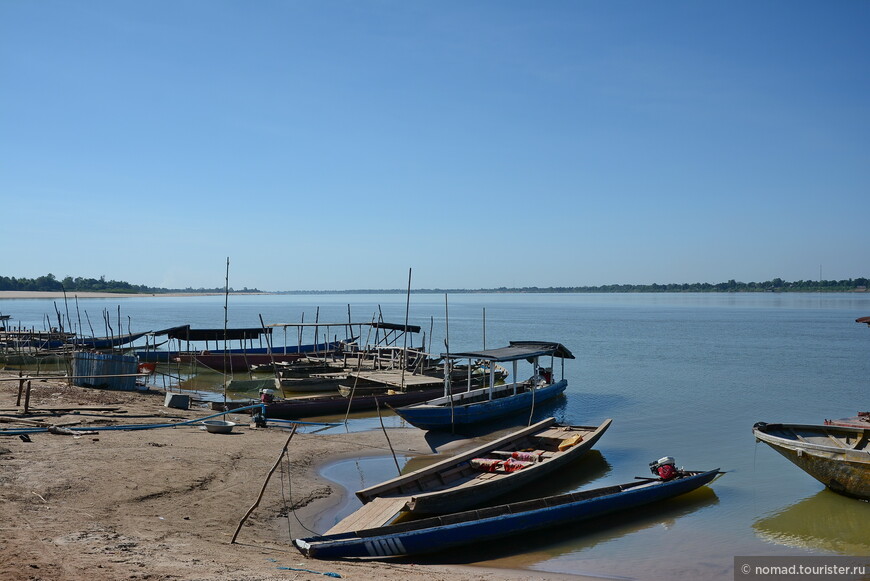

[295,467,721,560]
[752,422,870,500]
[353,417,612,519]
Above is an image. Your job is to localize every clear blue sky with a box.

[2,1,868,291]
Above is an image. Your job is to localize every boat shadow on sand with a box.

[388,479,720,566]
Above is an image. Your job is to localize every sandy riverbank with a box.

[0,372,596,581]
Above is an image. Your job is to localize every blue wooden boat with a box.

[135,341,340,367]
[219,385,447,419]
[392,341,574,431]
[67,330,151,349]
[134,325,343,369]
[9,331,150,350]
[294,467,721,559]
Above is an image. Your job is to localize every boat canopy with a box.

[370,321,421,333]
[155,326,271,341]
[443,341,574,362]
[266,321,421,333]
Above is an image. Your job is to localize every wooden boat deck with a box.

[326,496,412,535]
[783,425,870,451]
[345,370,443,389]
[328,472,514,536]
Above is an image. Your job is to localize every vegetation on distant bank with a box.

[1,274,867,295]
[0,274,260,294]
[477,277,870,294]
[283,277,869,294]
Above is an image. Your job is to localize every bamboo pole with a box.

[444,293,455,432]
[231,424,297,544]
[259,313,284,398]
[223,257,230,406]
[375,398,401,476]
[400,268,411,391]
[15,372,24,406]
[74,295,84,345]
[343,315,377,424]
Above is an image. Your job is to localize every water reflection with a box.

[316,455,410,532]
[754,490,870,554]
[406,484,720,567]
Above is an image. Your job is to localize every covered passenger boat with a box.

[392,341,574,431]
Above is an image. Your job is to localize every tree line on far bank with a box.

[490,277,869,294]
[288,277,869,294]
[2,273,866,295]
[0,274,260,294]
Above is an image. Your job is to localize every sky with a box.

[2,1,868,291]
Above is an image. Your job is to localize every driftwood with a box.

[231,424,297,544]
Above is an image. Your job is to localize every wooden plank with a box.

[326,496,411,535]
[346,370,442,388]
[536,428,572,439]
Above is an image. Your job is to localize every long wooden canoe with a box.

[354,417,611,518]
[391,380,568,431]
[295,468,721,560]
[220,386,446,419]
[752,422,870,500]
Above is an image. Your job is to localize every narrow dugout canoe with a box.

[295,468,721,560]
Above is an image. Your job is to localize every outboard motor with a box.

[539,367,553,383]
[649,456,678,480]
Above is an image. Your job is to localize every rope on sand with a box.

[267,556,342,577]
[277,565,341,578]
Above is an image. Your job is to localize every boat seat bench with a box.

[438,465,473,483]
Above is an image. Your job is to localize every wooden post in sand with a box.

[231,424,298,544]
[15,372,24,407]
[23,381,32,414]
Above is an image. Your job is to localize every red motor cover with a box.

[657,464,676,480]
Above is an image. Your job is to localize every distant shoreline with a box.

[1,289,867,300]
[0,291,234,299]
